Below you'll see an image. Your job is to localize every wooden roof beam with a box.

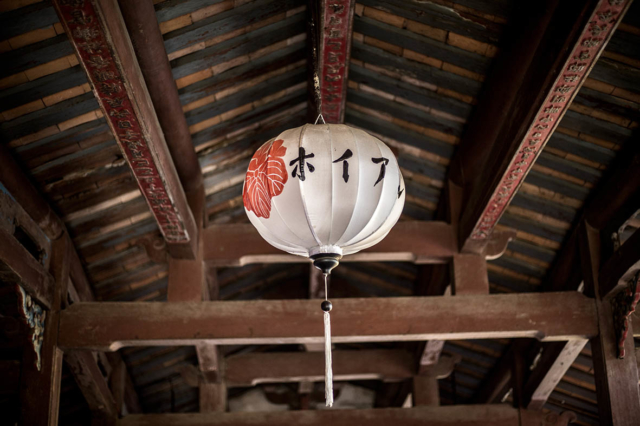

[118,0,205,225]
[450,0,632,253]
[203,221,456,266]
[224,349,415,387]
[118,405,575,426]
[307,0,356,123]
[52,0,198,259]
[58,292,597,351]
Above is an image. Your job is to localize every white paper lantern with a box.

[242,123,405,273]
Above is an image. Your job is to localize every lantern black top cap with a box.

[311,253,341,275]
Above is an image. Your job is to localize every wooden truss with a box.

[3,0,639,425]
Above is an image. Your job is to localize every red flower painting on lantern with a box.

[243,139,288,218]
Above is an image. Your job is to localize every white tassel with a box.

[324,310,334,407]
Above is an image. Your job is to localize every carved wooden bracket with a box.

[611,270,640,358]
[137,235,168,264]
[18,285,46,371]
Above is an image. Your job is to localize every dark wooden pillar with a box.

[580,222,640,426]
[19,237,69,426]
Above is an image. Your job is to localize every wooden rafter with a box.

[57,292,596,350]
[308,0,356,123]
[451,0,632,252]
[52,0,198,259]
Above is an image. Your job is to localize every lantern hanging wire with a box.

[310,2,333,406]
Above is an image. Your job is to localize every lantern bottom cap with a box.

[311,253,342,275]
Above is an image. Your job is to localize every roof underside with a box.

[1,0,640,424]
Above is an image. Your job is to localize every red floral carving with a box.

[243,139,288,218]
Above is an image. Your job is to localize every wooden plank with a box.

[580,221,640,426]
[57,292,597,350]
[309,0,356,123]
[224,349,415,387]
[64,351,118,419]
[202,221,456,266]
[171,12,305,80]
[162,0,303,54]
[353,16,490,74]
[454,0,632,251]
[523,339,588,410]
[52,0,198,259]
[118,405,572,426]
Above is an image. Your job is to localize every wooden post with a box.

[579,221,640,426]
[451,254,489,295]
[19,237,69,426]
[168,237,225,411]
[413,376,440,407]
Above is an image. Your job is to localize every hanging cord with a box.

[321,273,334,407]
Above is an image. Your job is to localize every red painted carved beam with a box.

[452,0,632,252]
[309,0,356,123]
[52,0,197,259]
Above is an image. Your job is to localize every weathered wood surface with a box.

[58,292,597,350]
[224,349,414,386]
[118,405,572,426]
[0,144,64,240]
[523,339,588,410]
[0,226,54,310]
[202,221,456,266]
[53,0,198,259]
[64,351,118,419]
[310,0,356,123]
[453,0,631,250]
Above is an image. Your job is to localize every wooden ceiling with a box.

[1,0,640,425]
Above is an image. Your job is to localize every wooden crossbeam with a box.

[451,0,632,252]
[118,405,574,426]
[224,349,415,387]
[203,221,456,266]
[52,0,197,259]
[58,292,596,350]
[308,0,356,123]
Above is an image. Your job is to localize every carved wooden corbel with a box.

[611,270,640,358]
